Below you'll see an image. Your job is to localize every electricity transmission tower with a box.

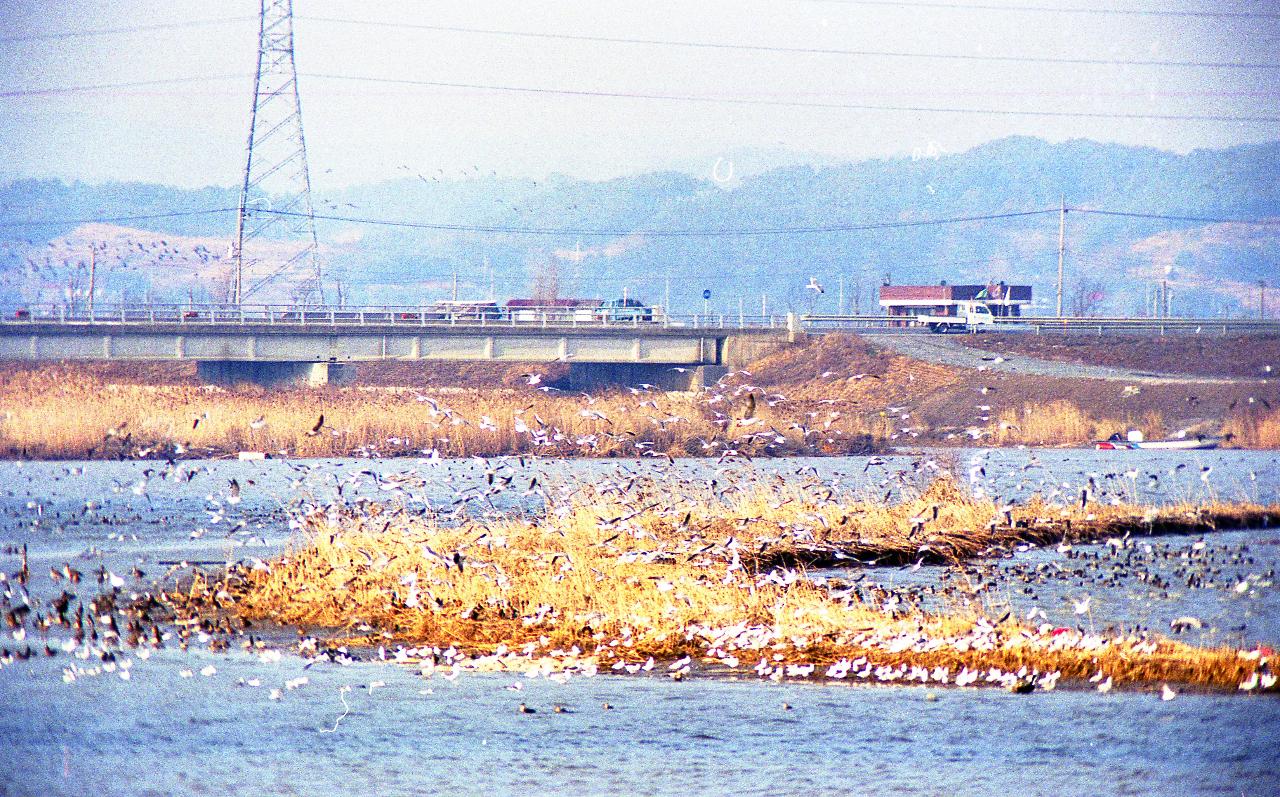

[231,0,323,305]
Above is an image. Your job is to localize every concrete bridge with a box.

[0,305,799,389]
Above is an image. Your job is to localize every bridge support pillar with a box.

[196,361,355,388]
[566,363,728,392]
[721,333,794,368]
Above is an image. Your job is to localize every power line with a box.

[298,15,1280,70]
[1068,208,1280,224]
[0,16,257,45]
[0,75,246,99]
[0,209,238,229]
[5,71,1269,103]
[0,207,1054,236]
[268,207,1058,236]
[305,73,1280,124]
[2,206,1275,236]
[799,1,1280,19]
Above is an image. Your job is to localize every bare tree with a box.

[530,253,559,302]
[1069,277,1109,317]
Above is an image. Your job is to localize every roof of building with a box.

[880,283,1031,302]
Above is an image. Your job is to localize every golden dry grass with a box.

[986,402,1168,446]
[1223,408,1280,449]
[169,478,1279,692]
[0,367,875,459]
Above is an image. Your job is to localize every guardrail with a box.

[794,314,904,330]
[800,314,1280,335]
[0,303,792,332]
[1003,317,1280,335]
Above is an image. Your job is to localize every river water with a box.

[1,449,1277,796]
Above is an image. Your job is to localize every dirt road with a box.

[860,334,1263,385]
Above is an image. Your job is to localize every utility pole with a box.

[487,257,494,300]
[664,273,671,313]
[837,275,845,315]
[87,247,96,315]
[1056,195,1066,317]
[452,269,459,302]
[762,293,768,317]
[232,0,322,306]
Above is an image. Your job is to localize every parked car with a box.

[596,298,653,322]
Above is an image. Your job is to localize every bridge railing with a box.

[8,304,1273,335]
[0,303,790,332]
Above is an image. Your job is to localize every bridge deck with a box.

[0,321,785,365]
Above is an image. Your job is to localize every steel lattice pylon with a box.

[231,0,323,305]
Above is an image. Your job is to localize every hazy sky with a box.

[2,0,1277,190]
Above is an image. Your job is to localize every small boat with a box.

[1094,432,1222,451]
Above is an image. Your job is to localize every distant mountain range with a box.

[2,136,1277,316]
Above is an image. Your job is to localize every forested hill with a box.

[2,136,1277,315]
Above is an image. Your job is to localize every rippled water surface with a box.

[1,449,1277,796]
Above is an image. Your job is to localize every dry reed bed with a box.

[168,478,1278,693]
[985,401,1280,449]
[0,369,875,459]
[1223,407,1280,449]
[3,353,1277,456]
[986,401,1156,446]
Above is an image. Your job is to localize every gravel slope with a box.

[860,333,1264,384]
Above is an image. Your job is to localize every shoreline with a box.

[0,439,1239,464]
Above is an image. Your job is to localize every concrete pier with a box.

[196,361,356,387]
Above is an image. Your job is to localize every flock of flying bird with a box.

[178,372,871,462]
[0,437,1276,708]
